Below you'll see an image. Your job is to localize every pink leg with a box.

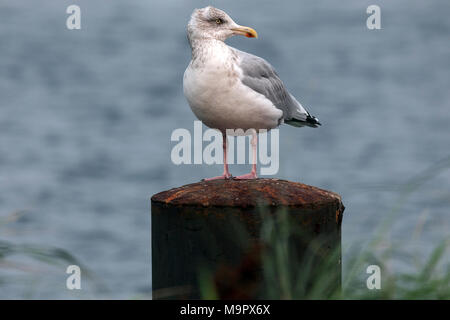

[234,132,258,180]
[203,134,232,181]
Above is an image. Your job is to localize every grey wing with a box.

[235,49,320,128]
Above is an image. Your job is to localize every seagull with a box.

[183,6,320,180]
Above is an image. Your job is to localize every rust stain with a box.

[163,189,185,203]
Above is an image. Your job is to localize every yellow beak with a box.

[231,26,258,38]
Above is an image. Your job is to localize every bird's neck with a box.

[189,38,229,61]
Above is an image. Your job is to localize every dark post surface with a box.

[151,178,344,299]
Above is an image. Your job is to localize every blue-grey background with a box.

[0,0,449,298]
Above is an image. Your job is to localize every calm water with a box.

[0,0,449,298]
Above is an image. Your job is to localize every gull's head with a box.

[187,6,258,42]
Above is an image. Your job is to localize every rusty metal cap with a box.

[151,179,342,209]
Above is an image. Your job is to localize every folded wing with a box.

[235,49,321,128]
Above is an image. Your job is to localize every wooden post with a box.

[151,179,344,299]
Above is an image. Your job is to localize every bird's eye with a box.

[216,18,223,24]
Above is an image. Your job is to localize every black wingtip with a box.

[306,115,321,127]
[285,114,322,128]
